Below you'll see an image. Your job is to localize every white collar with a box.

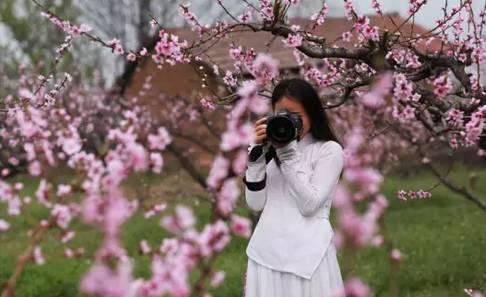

[297,132,314,148]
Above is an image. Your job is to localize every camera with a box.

[266,109,303,145]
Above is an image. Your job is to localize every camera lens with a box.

[267,116,295,144]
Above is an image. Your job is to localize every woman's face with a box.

[273,96,311,138]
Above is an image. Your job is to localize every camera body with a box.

[266,109,303,145]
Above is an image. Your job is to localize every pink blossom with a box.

[62,137,82,155]
[465,105,485,145]
[14,182,23,191]
[232,150,248,175]
[51,204,72,229]
[139,240,152,255]
[259,0,274,21]
[293,49,306,66]
[392,105,416,123]
[334,277,371,297]
[33,245,45,265]
[102,189,134,240]
[148,127,172,150]
[64,248,74,258]
[197,220,230,257]
[200,97,216,110]
[179,3,204,35]
[393,73,415,102]
[108,38,125,55]
[229,45,243,63]
[390,248,402,262]
[16,110,40,139]
[220,122,254,152]
[304,67,332,87]
[36,179,51,208]
[333,185,352,208]
[386,48,421,69]
[161,205,195,234]
[359,72,393,109]
[206,154,230,189]
[153,30,189,65]
[354,17,380,42]
[251,54,279,85]
[0,219,10,232]
[144,202,167,218]
[103,159,127,188]
[79,24,92,34]
[8,156,19,166]
[372,0,383,15]
[8,197,21,216]
[409,0,427,14]
[229,45,256,69]
[445,108,464,128]
[238,10,253,23]
[344,0,356,20]
[310,4,329,26]
[57,184,72,197]
[80,261,140,297]
[344,167,383,194]
[223,71,237,87]
[342,31,352,42]
[397,190,407,200]
[398,189,431,200]
[41,11,91,37]
[371,235,384,246]
[217,178,241,215]
[28,161,42,176]
[127,53,137,61]
[432,73,452,98]
[283,33,303,48]
[150,152,164,174]
[61,231,76,243]
[230,214,252,238]
[366,194,388,220]
[210,271,225,288]
[338,210,376,248]
[125,142,149,172]
[237,80,269,115]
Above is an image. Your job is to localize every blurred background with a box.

[0,1,485,296]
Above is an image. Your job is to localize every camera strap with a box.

[248,143,281,166]
[265,146,281,167]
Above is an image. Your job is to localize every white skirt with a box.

[244,243,344,297]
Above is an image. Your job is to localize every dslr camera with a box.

[265,109,303,145]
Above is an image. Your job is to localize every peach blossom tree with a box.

[0,1,485,297]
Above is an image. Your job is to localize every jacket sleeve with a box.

[275,140,344,217]
[243,143,269,212]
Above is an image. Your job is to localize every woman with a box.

[243,78,344,297]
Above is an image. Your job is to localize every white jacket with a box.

[244,133,344,279]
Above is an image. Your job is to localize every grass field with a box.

[0,163,485,297]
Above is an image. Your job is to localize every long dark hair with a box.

[271,78,341,145]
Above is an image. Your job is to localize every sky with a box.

[316,0,486,29]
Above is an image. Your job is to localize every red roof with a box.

[166,13,442,72]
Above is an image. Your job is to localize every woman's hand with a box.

[253,117,268,144]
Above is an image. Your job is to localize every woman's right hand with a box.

[254,117,267,145]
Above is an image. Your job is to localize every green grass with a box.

[0,163,485,296]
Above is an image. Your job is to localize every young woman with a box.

[243,78,345,297]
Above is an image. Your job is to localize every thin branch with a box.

[425,162,486,211]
